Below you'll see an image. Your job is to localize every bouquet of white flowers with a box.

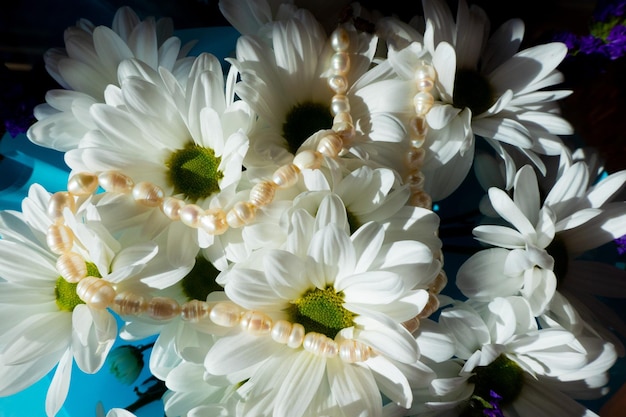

[0,1,624,416]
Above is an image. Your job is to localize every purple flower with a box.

[483,390,505,417]
[553,31,580,52]
[615,235,626,255]
[594,0,626,21]
[606,24,626,58]
[579,34,608,55]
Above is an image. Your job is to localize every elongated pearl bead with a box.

[147,297,181,321]
[98,171,134,194]
[199,208,228,235]
[47,191,76,221]
[331,94,350,116]
[209,302,242,327]
[67,172,99,196]
[409,116,429,142]
[414,62,436,92]
[76,277,116,309]
[330,52,350,75]
[418,292,440,318]
[271,320,292,344]
[409,190,432,209]
[402,317,421,334]
[180,300,210,322]
[293,150,323,170]
[46,223,74,254]
[429,271,448,294]
[330,27,350,52]
[112,291,148,316]
[406,146,426,168]
[303,332,338,358]
[161,197,185,220]
[179,204,204,228]
[226,201,257,228]
[132,181,165,207]
[248,182,276,207]
[272,164,300,188]
[339,339,371,363]
[317,133,343,157]
[56,251,87,283]
[287,323,305,348]
[328,75,348,95]
[413,92,434,116]
[407,171,425,190]
[240,311,273,335]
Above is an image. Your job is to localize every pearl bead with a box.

[179,203,204,228]
[409,116,429,143]
[330,94,350,116]
[332,120,356,144]
[132,181,165,207]
[56,251,87,283]
[47,192,76,221]
[112,291,148,316]
[209,302,242,327]
[413,92,434,116]
[409,190,432,209]
[328,74,348,95]
[181,299,210,322]
[406,146,426,169]
[226,201,257,228]
[199,208,228,235]
[339,339,371,363]
[330,52,350,75]
[287,323,305,348]
[98,171,134,194]
[293,150,323,170]
[147,297,181,321]
[303,332,338,358]
[429,270,448,294]
[407,170,425,190]
[67,172,99,196]
[271,320,293,344]
[402,317,421,334]
[418,292,440,318]
[317,133,343,157]
[330,27,350,52]
[240,310,273,335]
[272,164,301,188]
[46,223,74,254]
[161,197,185,220]
[248,181,276,207]
[76,277,116,309]
[414,62,436,91]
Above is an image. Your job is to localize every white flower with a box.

[27,6,196,152]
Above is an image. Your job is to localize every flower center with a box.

[165,142,223,202]
[469,354,524,406]
[55,262,101,312]
[546,236,569,287]
[181,256,223,301]
[453,69,494,116]
[289,286,355,339]
[282,101,333,154]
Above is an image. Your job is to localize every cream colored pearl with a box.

[249,181,276,207]
[56,251,87,283]
[76,277,116,309]
[328,74,348,95]
[330,94,350,116]
[112,291,148,316]
[418,292,440,318]
[271,320,293,344]
[330,26,350,52]
[414,62,436,91]
[161,197,185,220]
[406,146,426,169]
[147,297,181,321]
[287,323,305,348]
[413,92,434,116]
[316,133,343,157]
[406,170,425,190]
[46,223,74,255]
[181,299,210,322]
[409,190,432,209]
[409,116,429,143]
[179,203,204,228]
[47,191,76,221]
[240,310,273,336]
[429,270,448,294]
[402,317,421,334]
[332,120,356,144]
[330,52,350,75]
[339,339,371,363]
[293,150,323,170]
[67,172,99,196]
[97,171,134,194]
[226,201,257,228]
[272,164,301,188]
[132,181,165,207]
[303,332,338,358]
[199,208,228,235]
[209,302,242,327]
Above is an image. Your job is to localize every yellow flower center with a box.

[289,286,355,339]
[165,142,223,202]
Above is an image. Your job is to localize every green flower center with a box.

[453,69,494,116]
[282,101,333,155]
[55,262,101,312]
[288,286,355,339]
[165,142,223,202]
[181,256,223,301]
[546,236,569,288]
[469,354,524,405]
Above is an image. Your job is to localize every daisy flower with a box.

[457,162,626,352]
[0,184,187,416]
[202,203,438,416]
[379,0,574,200]
[27,6,197,152]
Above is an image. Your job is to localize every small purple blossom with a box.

[594,0,626,22]
[553,31,580,52]
[606,24,626,58]
[579,34,608,55]
[483,390,505,417]
[615,235,626,255]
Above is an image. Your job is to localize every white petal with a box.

[45,348,73,417]
[327,358,383,416]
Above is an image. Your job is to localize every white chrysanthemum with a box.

[202,205,438,416]
[27,6,197,152]
[457,163,626,350]
[380,0,574,201]
[0,184,187,416]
